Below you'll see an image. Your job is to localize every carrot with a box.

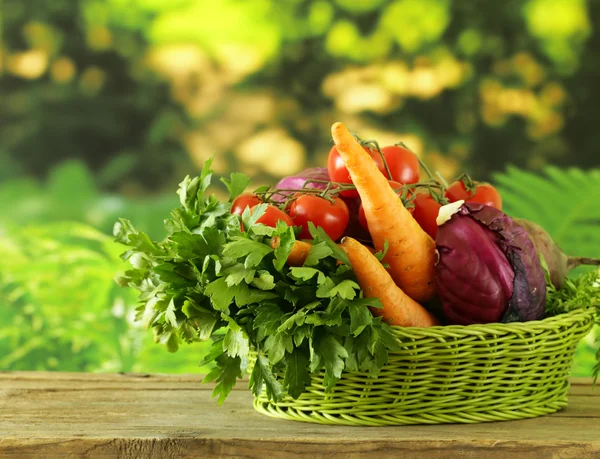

[270,237,313,266]
[331,122,437,303]
[340,237,439,327]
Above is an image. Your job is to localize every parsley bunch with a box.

[114,160,400,404]
[543,262,600,382]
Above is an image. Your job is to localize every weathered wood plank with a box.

[0,372,598,458]
[0,372,595,394]
[0,438,599,459]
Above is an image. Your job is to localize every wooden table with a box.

[0,372,598,458]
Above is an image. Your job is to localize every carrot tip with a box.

[270,236,281,250]
[331,121,344,132]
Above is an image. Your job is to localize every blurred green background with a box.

[1,0,598,376]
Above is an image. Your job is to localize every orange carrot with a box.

[340,237,439,327]
[271,237,313,267]
[331,122,437,303]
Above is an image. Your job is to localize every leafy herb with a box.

[115,166,398,404]
[544,262,600,382]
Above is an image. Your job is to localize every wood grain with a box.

[0,372,598,458]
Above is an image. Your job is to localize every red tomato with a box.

[381,145,420,185]
[231,193,262,216]
[412,193,442,240]
[327,145,385,198]
[328,144,420,198]
[254,205,294,227]
[445,181,502,210]
[358,181,407,231]
[288,194,350,240]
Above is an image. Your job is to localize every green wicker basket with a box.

[252,308,595,426]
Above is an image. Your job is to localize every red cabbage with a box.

[436,202,546,325]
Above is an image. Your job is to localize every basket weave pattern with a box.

[253,308,594,426]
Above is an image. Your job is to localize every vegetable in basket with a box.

[331,122,437,303]
[435,201,546,325]
[340,236,439,327]
[327,142,420,198]
[513,218,600,289]
[113,122,600,408]
[272,167,331,202]
[114,159,405,404]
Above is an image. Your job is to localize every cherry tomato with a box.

[231,193,261,216]
[327,145,385,198]
[328,144,420,198]
[288,194,350,240]
[381,145,420,185]
[412,193,442,240]
[358,181,408,231]
[445,181,502,210]
[254,205,294,227]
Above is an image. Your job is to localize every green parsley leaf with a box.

[374,239,389,262]
[241,203,267,229]
[293,324,312,347]
[309,222,350,265]
[253,304,286,340]
[222,237,272,268]
[264,332,293,365]
[273,224,296,270]
[343,335,359,371]
[249,353,283,401]
[330,279,360,300]
[232,283,278,306]
[349,304,373,337]
[289,267,326,283]
[321,298,348,326]
[315,331,348,391]
[113,218,160,256]
[284,348,312,399]
[304,241,333,266]
[223,322,249,359]
[181,299,218,341]
[225,265,256,286]
[316,277,336,298]
[206,354,242,405]
[252,271,276,290]
[205,278,234,312]
[177,175,201,210]
[165,298,178,328]
[199,157,214,196]
[250,225,276,237]
[199,338,225,367]
[170,231,222,260]
[220,172,251,201]
[277,302,320,333]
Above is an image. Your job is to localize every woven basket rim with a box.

[387,306,595,338]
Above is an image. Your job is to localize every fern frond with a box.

[493,166,600,263]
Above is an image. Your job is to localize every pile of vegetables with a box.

[115,122,600,404]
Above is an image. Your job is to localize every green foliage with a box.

[2,0,599,190]
[497,166,600,377]
[544,270,600,381]
[0,160,178,240]
[494,166,600,266]
[0,220,211,373]
[1,0,191,191]
[116,167,401,403]
[0,222,134,371]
